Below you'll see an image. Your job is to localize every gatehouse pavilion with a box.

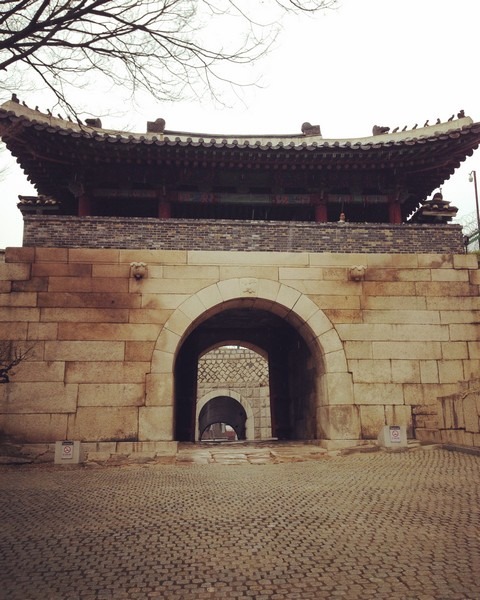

[0,97,479,459]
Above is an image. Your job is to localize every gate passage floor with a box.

[1,447,479,600]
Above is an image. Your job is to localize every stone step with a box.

[0,439,443,468]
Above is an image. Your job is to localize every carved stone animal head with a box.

[130,262,148,280]
[349,265,367,281]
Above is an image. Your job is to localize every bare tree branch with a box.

[0,342,33,383]
[0,0,337,115]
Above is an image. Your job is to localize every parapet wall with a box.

[22,216,465,254]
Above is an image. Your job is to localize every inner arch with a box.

[198,396,247,440]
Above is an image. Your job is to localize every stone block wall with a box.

[0,246,478,448]
[22,216,465,254]
[415,379,480,448]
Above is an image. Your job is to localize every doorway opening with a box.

[174,303,323,442]
[198,396,247,441]
[201,423,238,442]
[196,345,270,440]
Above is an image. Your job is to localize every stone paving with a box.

[1,446,480,600]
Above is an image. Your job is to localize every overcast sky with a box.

[1,0,479,248]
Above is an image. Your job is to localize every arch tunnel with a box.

[174,303,323,442]
[198,396,247,440]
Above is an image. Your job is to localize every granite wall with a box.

[0,246,478,453]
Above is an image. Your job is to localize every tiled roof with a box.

[0,98,477,151]
[2,97,480,219]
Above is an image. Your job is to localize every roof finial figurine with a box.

[458,109,465,118]
[448,114,454,121]
[147,118,166,133]
[401,125,407,131]
[392,126,399,133]
[85,118,102,128]
[412,123,418,129]
[372,125,390,135]
[11,93,19,103]
[436,118,441,124]
[423,120,429,127]
[301,122,321,136]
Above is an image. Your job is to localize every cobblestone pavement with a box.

[1,447,480,600]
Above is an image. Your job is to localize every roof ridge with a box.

[0,98,476,148]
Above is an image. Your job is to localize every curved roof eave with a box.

[0,99,477,151]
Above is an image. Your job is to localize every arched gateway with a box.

[196,366,260,441]
[3,101,478,457]
[148,279,356,444]
[197,394,249,441]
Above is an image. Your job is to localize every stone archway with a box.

[146,279,356,444]
[196,389,255,441]
[198,395,248,441]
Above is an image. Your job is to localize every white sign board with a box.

[378,425,407,449]
[61,441,74,459]
[389,426,402,444]
[54,440,83,464]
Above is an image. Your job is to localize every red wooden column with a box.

[312,194,327,222]
[158,190,172,219]
[158,199,171,219]
[388,198,402,224]
[78,194,91,216]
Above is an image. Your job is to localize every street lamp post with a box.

[468,170,480,249]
